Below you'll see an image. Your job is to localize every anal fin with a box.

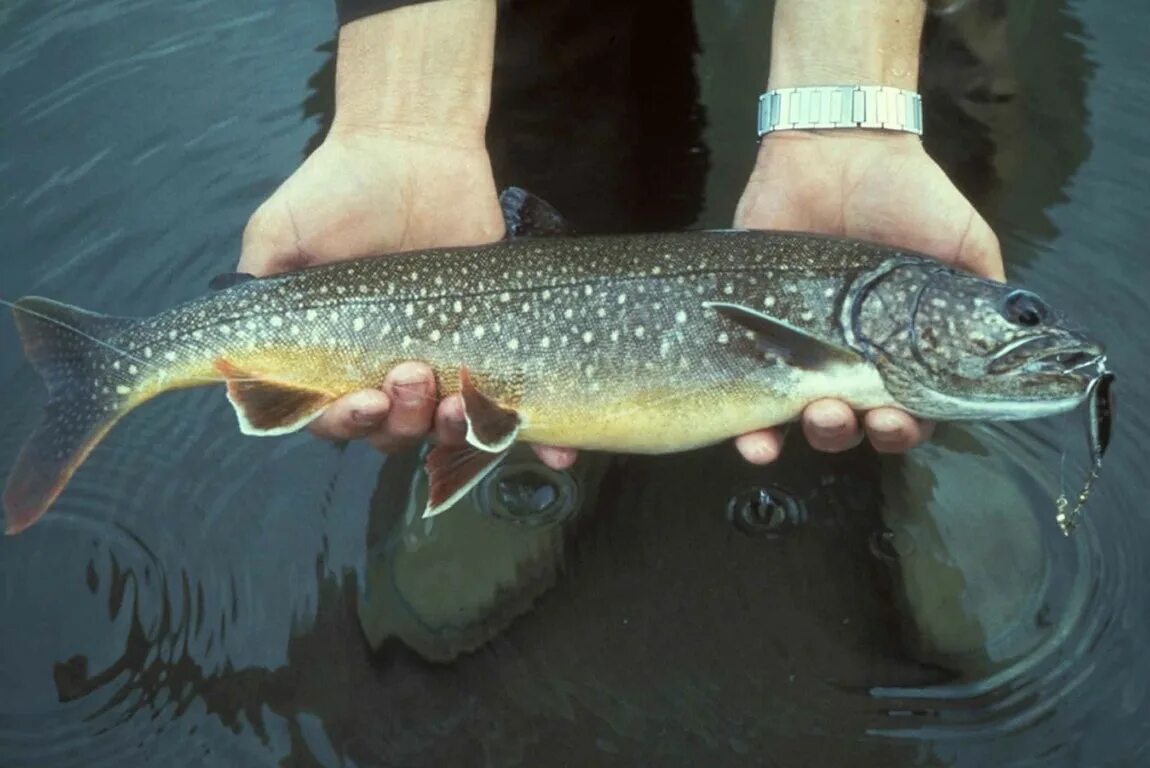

[423,443,508,518]
[214,359,335,436]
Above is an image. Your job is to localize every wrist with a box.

[767,0,924,90]
[330,0,495,144]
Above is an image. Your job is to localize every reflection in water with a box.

[2,0,1147,766]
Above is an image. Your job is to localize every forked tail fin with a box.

[3,297,141,534]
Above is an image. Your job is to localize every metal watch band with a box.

[757,85,923,138]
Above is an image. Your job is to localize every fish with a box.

[1,189,1109,535]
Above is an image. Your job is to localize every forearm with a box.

[768,0,925,90]
[332,0,496,143]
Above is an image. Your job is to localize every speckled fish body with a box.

[3,229,1106,533]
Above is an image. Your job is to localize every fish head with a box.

[849,261,1106,420]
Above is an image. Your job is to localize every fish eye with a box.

[1000,290,1048,327]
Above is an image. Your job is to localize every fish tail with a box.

[3,297,141,534]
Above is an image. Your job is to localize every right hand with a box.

[239,127,507,455]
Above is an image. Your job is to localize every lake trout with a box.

[2,193,1108,535]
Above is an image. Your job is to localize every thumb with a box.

[238,199,309,277]
[955,210,1006,282]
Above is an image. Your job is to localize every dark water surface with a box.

[1,1,1148,766]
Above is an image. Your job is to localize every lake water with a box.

[1,0,1147,766]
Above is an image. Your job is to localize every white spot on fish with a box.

[453,300,463,313]
[585,364,596,378]
[521,302,531,313]
[610,330,620,343]
[634,326,646,339]
[763,296,777,309]
[584,285,594,297]
[320,285,328,294]
[452,331,461,345]
[430,329,441,342]
[542,289,552,300]
[112,361,121,370]
[474,325,486,339]
[723,284,733,295]
[116,385,131,395]
[164,351,176,362]
[651,266,662,275]
[540,337,551,349]
[659,339,671,357]
[353,317,365,332]
[675,310,687,324]
[306,310,317,321]
[508,338,520,351]
[404,304,414,318]
[617,293,627,305]
[500,291,511,302]
[402,335,413,349]
[128,365,138,375]
[290,325,300,335]
[330,311,340,323]
[168,329,179,340]
[823,287,836,298]
[193,330,203,340]
[800,310,815,322]
[718,332,729,344]
[220,325,231,335]
[564,308,574,320]
[582,331,594,344]
[597,307,607,318]
[270,316,283,328]
[144,347,153,358]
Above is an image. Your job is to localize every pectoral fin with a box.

[703,301,860,369]
[460,366,520,452]
[423,443,509,518]
[214,360,336,436]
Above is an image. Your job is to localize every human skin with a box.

[238,0,1003,467]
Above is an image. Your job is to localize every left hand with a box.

[731,130,1004,462]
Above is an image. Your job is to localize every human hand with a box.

[239,127,506,454]
[731,130,1003,462]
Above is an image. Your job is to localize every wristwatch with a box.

[757,85,923,138]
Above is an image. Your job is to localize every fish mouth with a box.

[988,336,1105,377]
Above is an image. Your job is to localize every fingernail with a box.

[351,408,382,427]
[871,413,902,433]
[393,379,427,406]
[810,410,847,433]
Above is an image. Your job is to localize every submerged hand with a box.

[732,131,1004,461]
[239,128,506,454]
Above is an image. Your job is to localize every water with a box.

[1,0,1148,765]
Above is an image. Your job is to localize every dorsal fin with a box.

[703,301,859,369]
[498,187,573,238]
[208,272,257,291]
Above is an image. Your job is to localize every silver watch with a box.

[757,85,923,138]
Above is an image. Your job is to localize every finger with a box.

[367,362,438,452]
[532,445,578,471]
[864,408,934,454]
[735,429,784,464]
[802,399,864,453]
[309,389,391,441]
[433,395,468,445]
